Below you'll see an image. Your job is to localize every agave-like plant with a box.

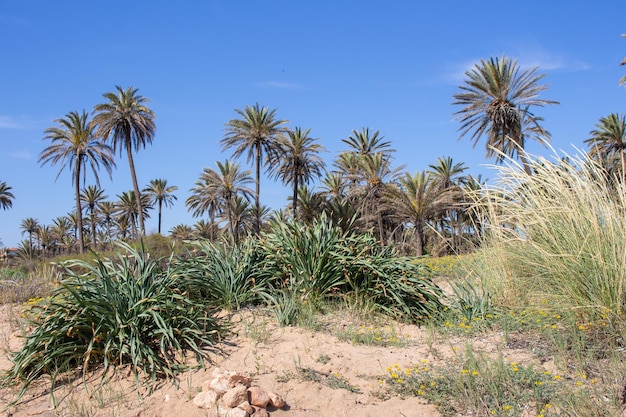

[3,242,222,406]
[257,214,444,324]
[175,238,267,310]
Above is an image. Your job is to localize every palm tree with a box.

[144,178,178,234]
[453,56,558,175]
[80,185,107,249]
[188,160,253,240]
[98,201,116,248]
[0,181,14,210]
[272,127,326,218]
[193,219,219,240]
[115,190,151,240]
[293,186,326,224]
[51,216,72,254]
[584,113,626,183]
[20,217,40,258]
[221,103,289,234]
[342,127,394,157]
[39,110,115,253]
[355,153,403,244]
[36,225,53,258]
[169,224,194,241]
[428,157,468,253]
[93,86,156,236]
[385,171,449,256]
[186,169,221,242]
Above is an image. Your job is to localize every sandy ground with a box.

[0,304,539,417]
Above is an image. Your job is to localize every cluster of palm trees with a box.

[4,51,626,258]
[16,179,177,258]
[39,86,155,254]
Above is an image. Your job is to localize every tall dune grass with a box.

[473,151,626,322]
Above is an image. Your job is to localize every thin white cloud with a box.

[258,81,302,89]
[8,150,34,160]
[0,116,22,129]
[0,115,44,129]
[441,45,590,86]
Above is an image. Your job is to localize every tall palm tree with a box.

[98,201,116,248]
[221,103,288,234]
[584,113,626,183]
[20,217,40,259]
[453,56,558,175]
[272,127,326,218]
[355,153,403,244]
[186,169,221,242]
[93,86,156,236]
[80,185,107,249]
[428,157,468,253]
[39,110,115,253]
[144,178,178,234]
[0,181,14,210]
[187,161,253,240]
[51,216,72,254]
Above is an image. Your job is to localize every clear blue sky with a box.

[1,1,625,248]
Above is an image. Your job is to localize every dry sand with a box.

[0,305,541,417]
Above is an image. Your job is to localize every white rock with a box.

[224,408,248,417]
[193,390,219,409]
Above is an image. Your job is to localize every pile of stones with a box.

[193,368,287,416]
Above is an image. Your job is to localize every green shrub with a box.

[257,214,444,323]
[2,242,223,405]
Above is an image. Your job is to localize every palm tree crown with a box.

[585,113,626,183]
[272,127,326,218]
[453,55,558,175]
[144,178,178,234]
[93,86,156,236]
[221,103,288,234]
[0,181,15,210]
[39,110,115,253]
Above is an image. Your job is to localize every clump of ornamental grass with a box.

[0,264,58,304]
[470,150,626,326]
[1,241,223,407]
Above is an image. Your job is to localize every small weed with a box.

[297,367,361,393]
[337,325,409,347]
[316,354,330,364]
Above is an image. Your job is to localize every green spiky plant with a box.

[174,238,267,310]
[257,214,444,325]
[2,242,222,407]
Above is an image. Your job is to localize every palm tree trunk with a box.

[157,200,163,234]
[293,174,299,219]
[126,144,145,236]
[254,143,261,234]
[415,222,424,257]
[74,162,85,253]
